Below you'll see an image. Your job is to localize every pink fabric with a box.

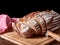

[11,18,18,22]
[0,14,18,34]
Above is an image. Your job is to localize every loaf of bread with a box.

[12,10,60,38]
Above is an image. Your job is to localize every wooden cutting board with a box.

[0,28,60,45]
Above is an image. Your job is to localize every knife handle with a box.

[47,30,60,42]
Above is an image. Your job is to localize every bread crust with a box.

[12,10,54,38]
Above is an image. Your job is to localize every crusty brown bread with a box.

[12,10,60,38]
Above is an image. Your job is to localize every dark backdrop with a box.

[0,0,60,18]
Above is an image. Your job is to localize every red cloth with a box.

[0,14,18,34]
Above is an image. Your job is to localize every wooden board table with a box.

[0,28,60,45]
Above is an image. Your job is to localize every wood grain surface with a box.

[0,28,60,45]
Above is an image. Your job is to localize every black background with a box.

[0,0,60,18]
